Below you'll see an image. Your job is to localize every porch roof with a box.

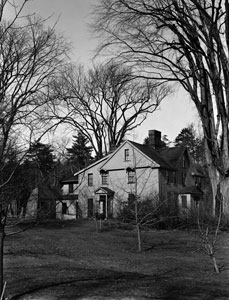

[95,187,115,195]
[179,186,204,196]
[61,175,78,184]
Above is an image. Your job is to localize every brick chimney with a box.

[148,130,162,149]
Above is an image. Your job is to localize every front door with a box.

[99,195,107,218]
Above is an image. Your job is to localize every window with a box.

[195,176,202,188]
[173,171,177,184]
[101,172,108,185]
[165,170,170,184]
[181,173,186,186]
[128,170,135,183]
[181,195,188,208]
[69,183,74,194]
[88,173,93,186]
[124,149,130,161]
[182,156,186,168]
[62,202,68,214]
[167,192,172,206]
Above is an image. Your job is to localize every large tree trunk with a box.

[207,164,218,218]
[219,177,229,215]
[0,226,5,298]
[208,165,229,218]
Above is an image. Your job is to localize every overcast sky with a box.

[22,0,199,143]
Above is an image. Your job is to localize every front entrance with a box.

[95,187,114,219]
[99,195,107,218]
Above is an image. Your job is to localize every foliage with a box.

[67,131,93,170]
[93,0,229,216]
[0,2,69,295]
[117,197,178,230]
[175,124,205,165]
[143,134,169,148]
[25,142,56,177]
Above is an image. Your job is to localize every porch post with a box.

[106,195,108,219]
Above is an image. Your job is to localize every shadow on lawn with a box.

[10,270,229,300]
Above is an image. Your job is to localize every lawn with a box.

[4,219,229,300]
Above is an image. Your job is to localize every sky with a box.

[20,0,199,144]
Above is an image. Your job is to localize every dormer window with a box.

[124,149,130,161]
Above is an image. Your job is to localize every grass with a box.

[3,219,229,299]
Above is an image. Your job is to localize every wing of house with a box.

[58,130,205,220]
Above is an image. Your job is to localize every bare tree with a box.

[49,62,170,158]
[0,2,69,296]
[93,0,229,217]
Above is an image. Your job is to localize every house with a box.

[57,130,206,220]
[8,184,59,219]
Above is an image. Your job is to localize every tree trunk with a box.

[0,227,5,298]
[207,165,218,218]
[219,177,229,215]
[212,255,220,273]
[136,223,142,252]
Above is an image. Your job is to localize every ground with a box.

[4,219,229,300]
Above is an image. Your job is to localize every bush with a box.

[117,197,179,230]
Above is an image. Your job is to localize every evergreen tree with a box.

[25,142,56,179]
[175,124,205,165]
[67,132,93,170]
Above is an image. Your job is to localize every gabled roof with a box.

[62,139,192,183]
[61,155,110,184]
[157,146,186,168]
[95,187,115,195]
[130,141,176,170]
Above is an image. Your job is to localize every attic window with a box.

[124,149,130,161]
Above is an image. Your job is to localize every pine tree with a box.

[67,132,93,170]
[175,124,205,165]
[26,142,55,179]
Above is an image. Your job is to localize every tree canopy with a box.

[175,124,205,165]
[49,62,170,158]
[67,131,93,170]
[93,0,229,215]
